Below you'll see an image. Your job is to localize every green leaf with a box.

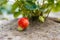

[25,1,37,10]
[47,0,54,4]
[39,16,45,22]
[0,0,7,5]
[11,1,18,12]
[26,0,36,3]
[0,11,2,15]
[57,0,60,1]
[14,12,21,18]
[52,1,60,12]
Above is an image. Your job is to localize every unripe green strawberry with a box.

[17,17,29,31]
[39,16,45,22]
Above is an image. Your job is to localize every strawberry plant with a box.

[11,0,60,22]
[0,0,60,22]
[0,0,7,14]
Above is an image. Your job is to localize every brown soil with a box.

[1,18,60,40]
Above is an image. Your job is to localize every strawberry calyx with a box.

[17,26,23,31]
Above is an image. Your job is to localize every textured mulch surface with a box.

[0,18,60,40]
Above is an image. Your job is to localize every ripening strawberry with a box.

[17,17,29,31]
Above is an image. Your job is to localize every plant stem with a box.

[43,0,44,5]
[45,8,52,21]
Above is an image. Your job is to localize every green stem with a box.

[43,0,44,5]
[45,8,52,21]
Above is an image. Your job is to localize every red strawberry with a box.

[17,17,29,31]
